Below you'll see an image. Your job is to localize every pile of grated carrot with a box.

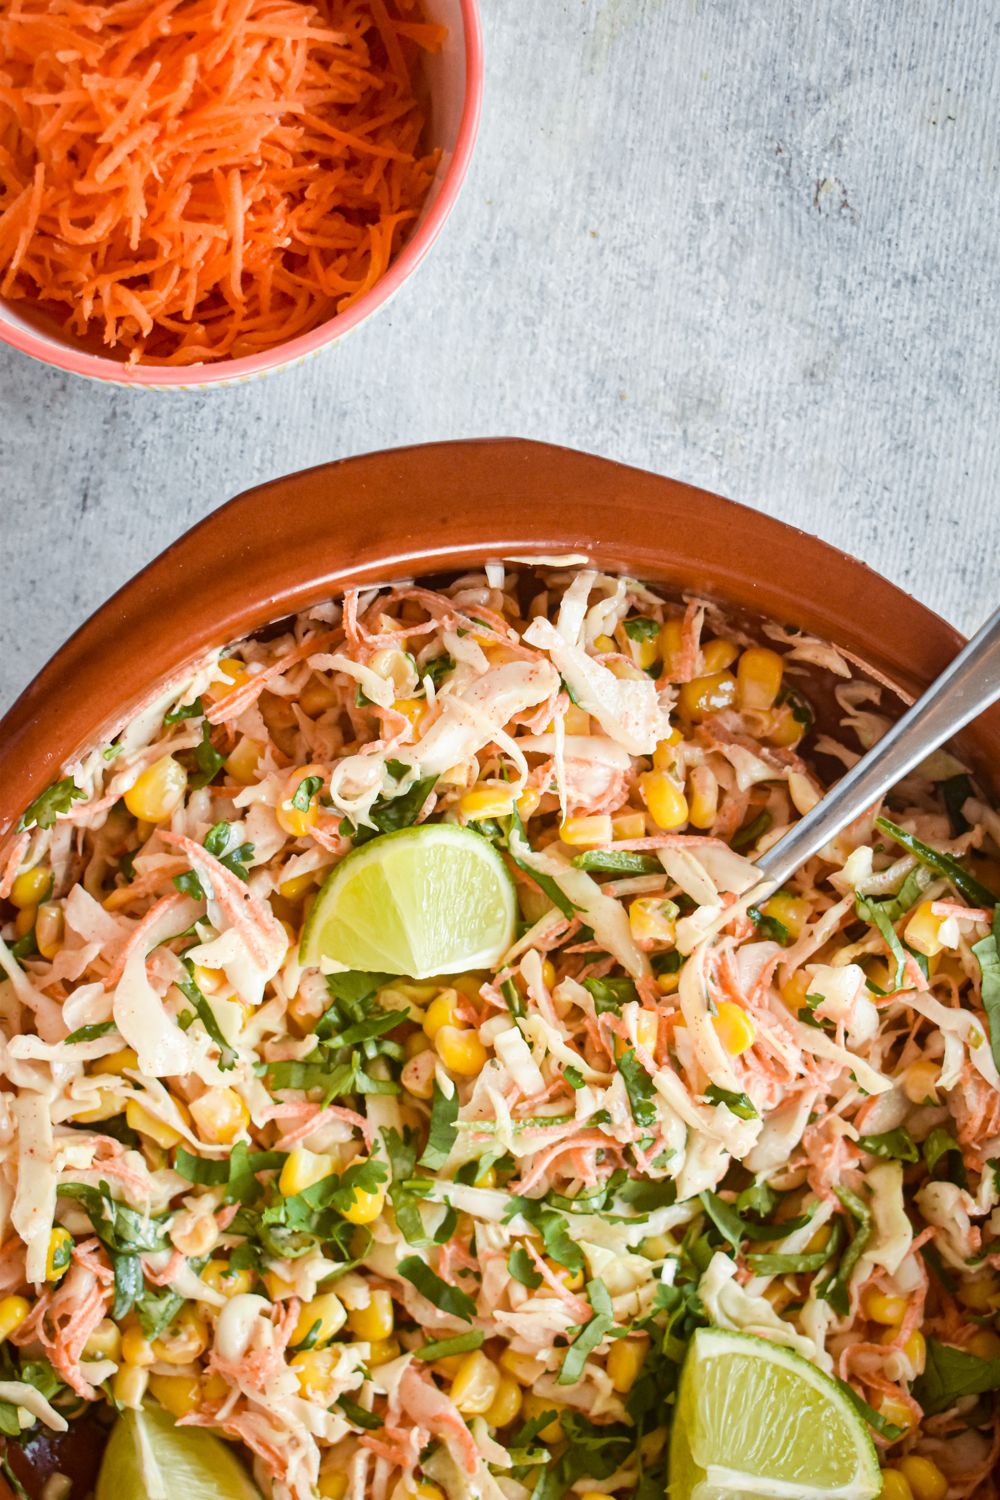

[0,0,444,365]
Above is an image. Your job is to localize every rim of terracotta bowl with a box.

[0,0,484,390]
[1,436,995,849]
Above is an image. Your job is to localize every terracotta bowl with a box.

[0,436,997,1498]
[1,436,998,852]
[0,0,484,390]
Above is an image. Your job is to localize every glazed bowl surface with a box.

[1,436,997,844]
[0,0,483,390]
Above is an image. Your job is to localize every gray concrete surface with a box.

[2,0,998,714]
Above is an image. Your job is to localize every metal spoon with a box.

[749,606,1000,897]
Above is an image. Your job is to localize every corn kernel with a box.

[607,1334,648,1393]
[902,1060,940,1106]
[701,639,739,674]
[279,1147,337,1197]
[897,1457,948,1500]
[10,866,52,909]
[542,1256,584,1292]
[968,1328,1000,1359]
[125,1099,184,1149]
[0,1297,30,1342]
[278,871,316,904]
[460,783,517,821]
[264,1272,296,1301]
[762,892,810,939]
[45,1227,73,1282]
[520,1393,564,1442]
[366,1336,399,1366]
[347,1290,394,1343]
[124,756,187,823]
[766,703,806,747]
[415,1483,444,1500]
[83,1319,122,1361]
[593,633,616,654]
[516,788,541,822]
[153,1307,208,1365]
[541,958,556,990]
[880,1474,914,1500]
[904,900,946,958]
[485,1375,522,1428]
[13,906,35,939]
[300,677,340,717]
[149,1372,200,1419]
[652,729,682,770]
[612,811,646,839]
[634,1010,658,1052]
[659,619,684,672]
[33,902,61,960]
[94,1047,139,1077]
[224,738,263,786]
[293,1291,347,1347]
[780,971,810,1014]
[276,764,324,838]
[190,1086,249,1146]
[291,1347,337,1400]
[712,1001,756,1056]
[450,1351,500,1415]
[580,1494,617,1500]
[687,768,718,830]
[201,1260,255,1300]
[862,1288,907,1326]
[121,1327,155,1367]
[877,1397,913,1434]
[678,671,737,722]
[340,1177,387,1226]
[560,814,613,847]
[435,1025,487,1077]
[393,698,429,734]
[737,647,784,711]
[370,649,416,695]
[423,990,462,1039]
[901,1329,926,1373]
[474,1164,497,1188]
[318,1473,348,1500]
[629,896,677,945]
[113,1362,149,1409]
[215,657,251,693]
[957,1275,1000,1312]
[641,771,688,831]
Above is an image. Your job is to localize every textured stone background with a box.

[2,0,998,713]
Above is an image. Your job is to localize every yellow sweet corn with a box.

[640,771,689,831]
[700,639,739,674]
[279,1147,337,1197]
[9,866,52,909]
[612,811,646,839]
[957,1275,1000,1312]
[460,783,517,821]
[294,1292,347,1346]
[900,1329,926,1373]
[862,1288,907,1326]
[904,900,946,958]
[593,633,616,653]
[736,646,784,710]
[761,891,810,939]
[629,896,676,945]
[686,768,718,829]
[347,1290,394,1343]
[124,756,187,822]
[366,1336,399,1366]
[659,619,684,673]
[499,1348,544,1386]
[317,1473,348,1500]
[290,1348,338,1400]
[0,1297,30,1342]
[607,1335,648,1393]
[968,1328,1000,1359]
[121,1326,156,1366]
[541,958,557,990]
[125,1099,186,1149]
[45,1228,73,1281]
[83,1319,122,1361]
[340,1177,387,1226]
[152,1307,208,1365]
[224,738,263,786]
[902,1060,940,1106]
[423,990,462,1039]
[879,1473,914,1500]
[94,1047,139,1077]
[779,971,810,1014]
[560,814,613,847]
[300,676,340,716]
[149,1372,201,1419]
[201,1260,255,1300]
[652,728,682,770]
[13,907,35,940]
[877,1397,913,1434]
[712,1001,756,1056]
[415,1483,444,1500]
[474,1164,497,1188]
[484,1375,522,1428]
[516,787,541,822]
[393,698,429,733]
[190,1087,249,1146]
[215,657,251,693]
[677,671,737,721]
[897,1457,948,1500]
[276,764,324,837]
[113,1363,149,1409]
[278,871,316,903]
[450,1351,500,1415]
[520,1393,564,1442]
[435,1025,487,1076]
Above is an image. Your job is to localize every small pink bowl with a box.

[0,0,483,389]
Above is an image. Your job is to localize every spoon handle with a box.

[754,606,1000,892]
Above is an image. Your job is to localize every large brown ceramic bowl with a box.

[1,437,997,854]
[0,437,996,1498]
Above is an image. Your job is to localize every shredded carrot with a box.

[0,0,444,365]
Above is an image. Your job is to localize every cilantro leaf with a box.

[617,1048,658,1128]
[175,964,237,1070]
[855,892,908,989]
[291,774,323,811]
[508,1246,543,1289]
[163,696,205,727]
[559,1279,616,1385]
[18,776,85,831]
[418,1082,459,1171]
[703,1083,758,1120]
[875,816,998,907]
[583,976,639,1015]
[973,908,1000,1076]
[916,1338,1000,1415]
[856,1126,919,1163]
[63,1022,117,1045]
[397,1255,477,1320]
[351,775,438,845]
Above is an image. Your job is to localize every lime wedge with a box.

[300,824,517,979]
[96,1404,260,1500]
[669,1328,881,1500]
